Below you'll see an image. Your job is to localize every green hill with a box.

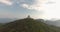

[0,18,60,32]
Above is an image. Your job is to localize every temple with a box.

[27,15,30,18]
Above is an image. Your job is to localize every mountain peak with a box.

[25,15,33,20]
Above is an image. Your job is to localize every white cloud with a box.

[0,0,13,5]
[22,4,44,11]
[22,0,55,11]
[40,0,56,19]
[21,0,55,11]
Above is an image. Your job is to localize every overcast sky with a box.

[0,0,57,19]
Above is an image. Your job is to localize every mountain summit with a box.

[0,16,60,32]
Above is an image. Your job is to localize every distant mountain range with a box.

[0,18,17,23]
[36,19,60,27]
[45,20,60,27]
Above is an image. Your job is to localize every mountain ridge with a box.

[0,18,60,32]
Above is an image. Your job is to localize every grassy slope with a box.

[0,18,60,32]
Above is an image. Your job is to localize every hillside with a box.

[0,17,60,32]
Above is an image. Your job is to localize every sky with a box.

[0,0,57,19]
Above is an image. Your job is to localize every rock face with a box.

[0,18,60,32]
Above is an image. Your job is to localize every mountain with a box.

[0,17,60,32]
[36,19,60,27]
[45,20,60,27]
[0,18,17,23]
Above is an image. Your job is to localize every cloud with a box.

[21,0,48,11]
[22,4,43,11]
[0,0,13,5]
[47,0,56,4]
[21,0,55,11]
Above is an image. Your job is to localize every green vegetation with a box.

[0,18,60,32]
[0,23,3,28]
